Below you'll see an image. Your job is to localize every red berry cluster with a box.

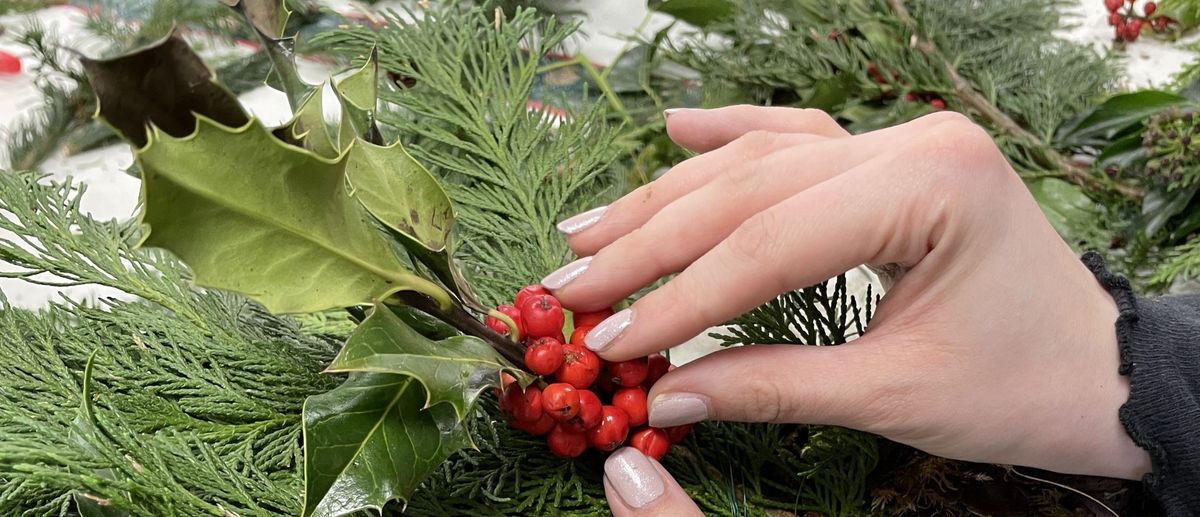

[1106,1,1175,42]
[488,285,692,460]
[869,63,946,110]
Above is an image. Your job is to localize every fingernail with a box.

[540,256,592,290]
[604,447,665,509]
[648,393,711,428]
[584,308,632,352]
[556,206,608,235]
[662,108,694,118]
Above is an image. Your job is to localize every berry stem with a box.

[487,308,522,343]
[387,290,528,368]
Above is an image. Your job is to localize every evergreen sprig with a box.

[310,7,629,306]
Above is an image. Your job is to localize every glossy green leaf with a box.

[1141,184,1200,237]
[1095,132,1149,171]
[650,0,734,27]
[326,303,503,419]
[1027,178,1101,239]
[135,117,416,313]
[1055,91,1189,148]
[81,31,249,147]
[224,0,289,38]
[302,373,470,517]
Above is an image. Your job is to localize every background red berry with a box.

[556,343,601,388]
[514,284,549,309]
[542,383,581,421]
[521,294,565,339]
[1108,12,1122,25]
[929,98,946,110]
[1105,0,1123,12]
[486,304,523,340]
[569,325,592,346]
[607,358,649,387]
[665,424,693,444]
[643,354,670,387]
[547,425,588,458]
[501,384,543,423]
[514,413,556,436]
[563,389,603,432]
[572,307,614,329]
[588,406,630,451]
[629,427,670,460]
[1144,1,1156,15]
[524,337,564,376]
[612,387,648,427]
[0,51,20,75]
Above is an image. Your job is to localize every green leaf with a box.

[1027,178,1102,239]
[650,0,734,27]
[1054,91,1190,148]
[81,31,249,147]
[302,372,470,517]
[347,141,454,252]
[326,303,503,420]
[1141,184,1200,237]
[135,116,417,313]
[277,87,339,159]
[1095,132,1149,171]
[224,0,290,38]
[335,50,382,148]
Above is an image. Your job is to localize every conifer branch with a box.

[886,0,1143,199]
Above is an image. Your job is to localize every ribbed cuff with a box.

[1082,251,1200,516]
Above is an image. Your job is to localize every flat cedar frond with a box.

[0,173,338,515]
[310,6,628,306]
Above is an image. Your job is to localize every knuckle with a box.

[739,371,787,423]
[731,129,783,155]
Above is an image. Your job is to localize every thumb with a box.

[646,341,911,432]
[603,447,703,517]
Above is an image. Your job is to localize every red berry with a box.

[572,308,614,329]
[1108,12,1122,25]
[542,383,582,421]
[569,325,593,346]
[929,98,946,110]
[630,427,671,460]
[521,294,565,339]
[485,304,523,340]
[595,372,619,394]
[563,389,603,432]
[524,337,565,376]
[547,425,588,458]
[0,51,19,75]
[612,387,648,427]
[1128,19,1143,35]
[643,354,670,388]
[514,284,549,310]
[500,383,543,423]
[606,358,649,387]
[1144,2,1156,15]
[665,424,693,444]
[588,406,630,451]
[556,343,601,389]
[1105,0,1122,12]
[513,412,556,436]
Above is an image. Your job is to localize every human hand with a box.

[540,106,1152,515]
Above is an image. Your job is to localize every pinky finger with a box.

[604,448,704,517]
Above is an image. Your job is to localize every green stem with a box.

[388,291,526,368]
[486,309,521,343]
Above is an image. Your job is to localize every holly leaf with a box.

[222,0,290,38]
[277,87,339,159]
[302,372,471,517]
[135,117,415,313]
[326,302,503,419]
[81,31,249,147]
[335,50,382,148]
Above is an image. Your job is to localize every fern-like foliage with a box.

[310,7,629,306]
[0,173,341,515]
[663,0,1114,172]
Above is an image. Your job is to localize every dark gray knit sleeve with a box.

[1082,252,1200,516]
